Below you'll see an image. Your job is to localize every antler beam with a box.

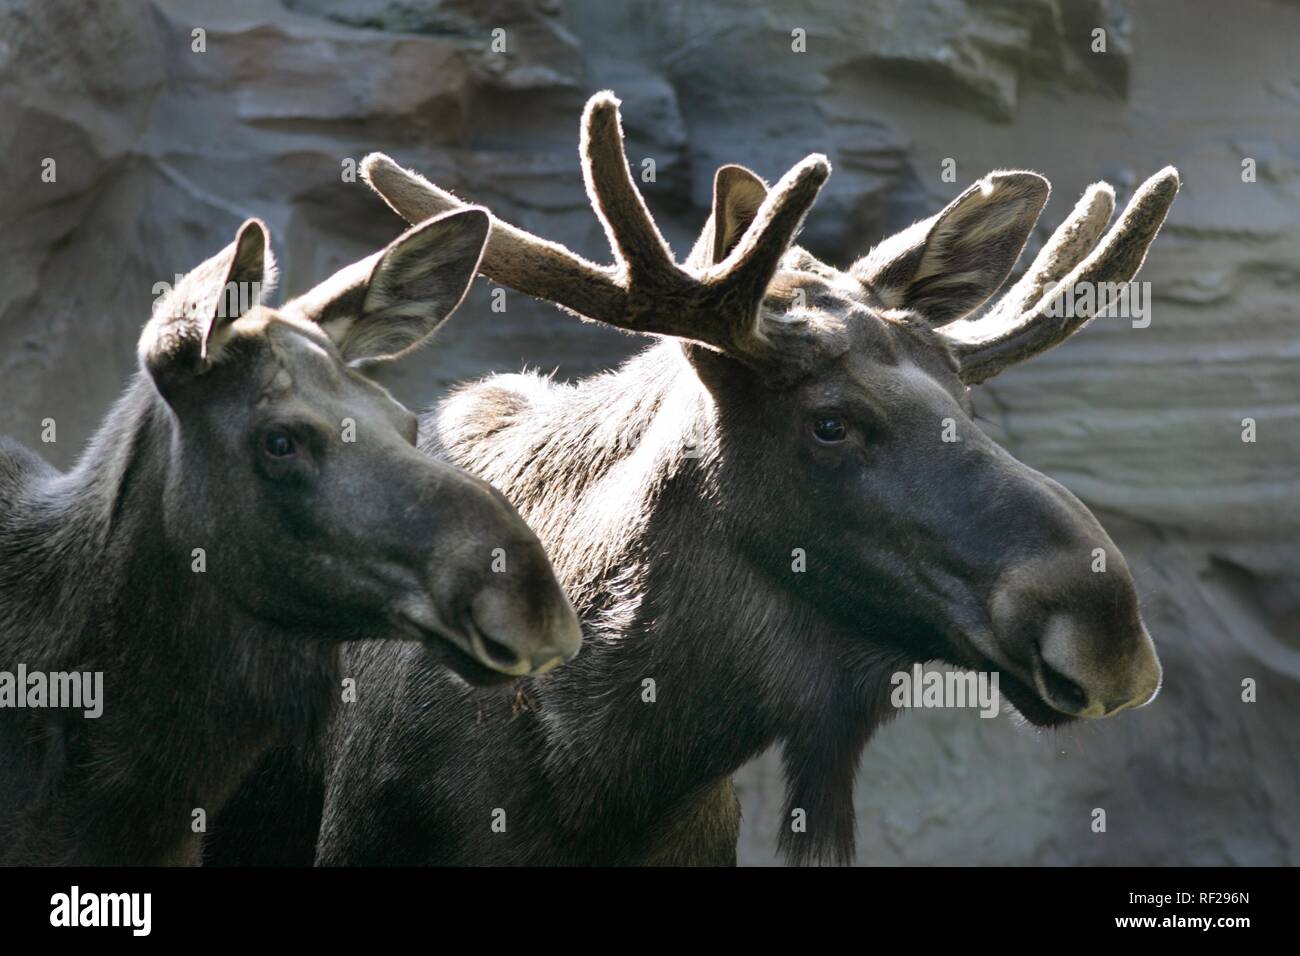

[362,92,830,362]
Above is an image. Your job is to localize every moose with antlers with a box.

[210,91,1179,866]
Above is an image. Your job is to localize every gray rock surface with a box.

[0,0,1295,864]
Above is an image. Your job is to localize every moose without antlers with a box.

[0,210,580,865]
[222,91,1178,866]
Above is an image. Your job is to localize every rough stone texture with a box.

[0,0,1295,864]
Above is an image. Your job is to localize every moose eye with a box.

[812,417,847,444]
[262,429,297,459]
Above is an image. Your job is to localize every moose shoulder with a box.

[303,93,1178,865]
[0,211,579,865]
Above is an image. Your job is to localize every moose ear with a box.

[140,218,275,392]
[285,207,490,363]
[686,165,769,270]
[851,171,1049,326]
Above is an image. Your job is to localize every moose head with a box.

[139,210,581,681]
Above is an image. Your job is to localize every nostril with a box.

[1036,655,1090,713]
[476,632,521,670]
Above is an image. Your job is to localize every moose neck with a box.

[437,341,900,863]
[1,375,337,864]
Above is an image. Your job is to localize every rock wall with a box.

[0,0,1295,864]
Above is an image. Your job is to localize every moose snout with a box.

[988,552,1162,719]
[448,482,582,677]
[418,523,582,680]
[392,462,582,681]
[465,573,582,677]
[1032,612,1161,717]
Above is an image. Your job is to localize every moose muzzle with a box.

[988,549,1162,719]
[388,457,582,681]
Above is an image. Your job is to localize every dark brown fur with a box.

[0,213,579,864]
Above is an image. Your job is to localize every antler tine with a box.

[580,92,683,284]
[953,166,1180,384]
[950,181,1116,337]
[361,153,457,223]
[361,152,627,323]
[708,154,831,299]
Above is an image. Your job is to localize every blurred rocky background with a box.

[0,0,1295,863]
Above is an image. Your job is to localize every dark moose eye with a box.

[263,429,297,459]
[812,417,847,444]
